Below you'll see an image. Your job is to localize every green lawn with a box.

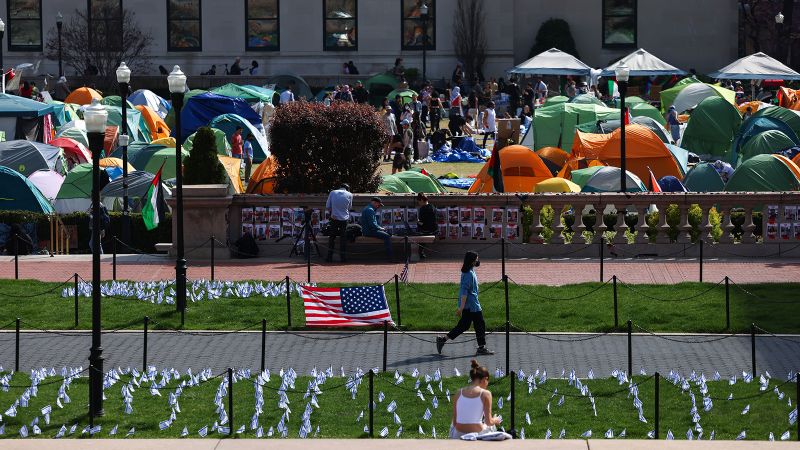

[0,279,797,334]
[0,371,794,440]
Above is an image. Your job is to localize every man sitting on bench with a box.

[360,197,393,261]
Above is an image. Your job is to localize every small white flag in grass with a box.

[236,425,245,434]
[742,404,750,415]
[109,425,117,436]
[770,432,775,441]
[581,430,592,438]
[89,425,101,436]
[181,426,188,437]
[432,426,436,439]
[418,425,425,435]
[520,428,525,439]
[394,413,401,425]
[20,425,28,438]
[736,431,746,440]
[356,410,364,422]
[544,429,551,439]
[378,391,385,403]
[362,424,369,434]
[559,429,565,439]
[497,397,503,409]
[267,427,274,437]
[525,412,531,425]
[666,429,674,440]
[686,429,693,440]
[604,429,614,439]
[379,426,388,438]
[256,426,263,438]
[32,425,41,435]
[710,430,715,440]
[69,424,77,435]
[126,427,135,437]
[782,431,791,441]
[620,428,627,438]
[546,402,551,415]
[159,420,171,431]
[396,426,403,437]
[423,408,432,420]
[219,427,230,435]
[387,401,397,413]
[790,408,798,425]
[55,425,66,438]
[198,426,208,438]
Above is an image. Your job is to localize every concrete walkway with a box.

[2,330,798,378]
[2,254,799,285]
[2,439,799,448]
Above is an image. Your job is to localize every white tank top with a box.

[456,388,485,424]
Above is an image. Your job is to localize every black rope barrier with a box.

[508,276,612,301]
[616,278,724,302]
[632,323,740,344]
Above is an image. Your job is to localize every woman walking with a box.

[449,359,502,439]
[437,251,494,355]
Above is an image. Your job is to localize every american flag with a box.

[399,258,410,283]
[301,285,393,327]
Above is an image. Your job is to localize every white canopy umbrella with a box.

[510,48,592,76]
[601,48,686,77]
[708,52,800,80]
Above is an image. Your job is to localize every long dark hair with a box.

[461,251,478,273]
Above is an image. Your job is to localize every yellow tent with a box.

[218,155,244,194]
[151,137,176,148]
[99,157,135,173]
[534,177,581,193]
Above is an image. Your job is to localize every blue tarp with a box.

[438,178,475,189]
[177,93,261,142]
[429,146,485,163]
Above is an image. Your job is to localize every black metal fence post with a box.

[509,371,516,438]
[261,318,267,374]
[796,372,799,441]
[654,371,660,439]
[15,317,20,372]
[725,276,730,329]
[613,275,618,328]
[143,316,149,371]
[404,235,409,263]
[394,274,401,327]
[74,273,79,328]
[599,236,604,282]
[382,321,388,372]
[306,227,312,284]
[228,367,234,436]
[13,233,18,280]
[501,237,506,279]
[627,319,632,376]
[751,323,757,377]
[210,235,215,281]
[285,276,292,328]
[368,370,374,438]
[699,238,703,282]
[504,274,510,375]
[112,236,117,281]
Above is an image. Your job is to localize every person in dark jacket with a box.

[353,80,370,103]
[416,193,438,259]
[360,197,393,260]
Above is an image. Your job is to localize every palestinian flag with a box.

[486,141,504,192]
[142,164,165,231]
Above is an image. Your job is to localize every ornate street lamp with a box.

[167,66,188,319]
[56,12,63,77]
[85,99,108,419]
[615,64,630,192]
[420,3,429,83]
[116,62,131,245]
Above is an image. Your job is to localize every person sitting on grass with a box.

[449,359,502,439]
[360,197,393,260]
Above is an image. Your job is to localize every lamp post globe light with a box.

[117,62,132,246]
[420,3,429,83]
[168,65,188,318]
[85,99,108,419]
[615,64,630,193]
[56,12,63,77]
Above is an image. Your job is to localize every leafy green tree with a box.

[529,18,580,58]
[183,127,227,185]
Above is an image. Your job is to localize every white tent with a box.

[601,48,686,77]
[709,52,800,80]
[671,83,733,113]
[510,48,592,76]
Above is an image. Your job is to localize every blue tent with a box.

[0,93,53,117]
[728,116,799,165]
[209,114,269,163]
[0,166,54,213]
[177,93,261,142]
[657,176,688,192]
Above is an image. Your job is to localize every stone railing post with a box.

[700,203,714,243]
[550,202,566,244]
[719,205,735,244]
[656,204,672,244]
[613,205,628,244]
[741,206,757,243]
[593,204,608,243]
[677,204,692,244]
[572,203,588,244]
[530,203,544,242]
[635,201,651,244]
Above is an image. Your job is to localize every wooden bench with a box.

[357,235,436,261]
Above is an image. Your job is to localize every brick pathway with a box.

[2,255,799,285]
[1,329,797,378]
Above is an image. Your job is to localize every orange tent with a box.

[775,154,800,181]
[778,86,800,110]
[596,124,683,181]
[738,101,762,115]
[536,146,569,166]
[136,105,171,140]
[468,145,552,193]
[247,156,278,194]
[65,87,102,105]
[793,152,800,167]
[571,130,612,160]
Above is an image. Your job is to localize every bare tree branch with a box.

[452,0,487,83]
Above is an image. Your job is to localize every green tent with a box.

[659,76,701,112]
[109,142,167,170]
[532,103,619,151]
[725,154,800,192]
[0,166,54,213]
[184,128,232,156]
[754,106,800,138]
[569,166,604,188]
[365,73,399,106]
[102,105,148,143]
[100,95,135,109]
[680,96,742,160]
[569,94,605,106]
[143,147,189,180]
[211,83,276,103]
[386,89,418,105]
[394,170,446,193]
[683,163,726,192]
[628,103,666,125]
[613,96,646,107]
[56,128,89,149]
[409,167,447,192]
[378,174,413,193]
[544,95,569,107]
[165,89,208,130]
[736,130,796,167]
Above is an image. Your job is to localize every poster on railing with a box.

[460,223,472,239]
[406,207,418,224]
[448,223,459,240]
[473,223,485,239]
[506,223,519,240]
[766,205,778,241]
[436,208,447,225]
[269,224,280,239]
[268,207,280,223]
[491,224,503,239]
[492,208,504,224]
[459,207,472,223]
[474,207,486,224]
[255,206,266,223]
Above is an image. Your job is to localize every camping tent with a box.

[109,143,167,171]
[657,176,688,192]
[627,103,667,125]
[246,156,277,194]
[265,74,314,101]
[728,115,799,166]
[671,83,736,113]
[569,166,604,188]
[386,88,417,105]
[217,155,245,194]
[659,76,701,112]
[581,166,648,192]
[569,94,605,106]
[99,105,147,142]
[601,48,686,77]
[211,83,276,104]
[754,106,800,137]
[56,127,89,148]
[143,147,188,180]
[510,48,592,76]
[184,127,232,156]
[735,130,797,167]
[54,163,110,213]
[532,102,619,151]
[379,174,414,193]
[580,116,673,144]
[129,89,170,119]
[100,170,171,212]
[710,52,800,80]
[209,114,269,163]
[0,166,54,213]
[468,145,552,193]
[544,96,569,107]
[724,154,800,192]
[680,96,742,159]
[47,101,80,128]
[0,93,55,142]
[0,140,66,176]
[683,163,726,192]
[50,137,92,166]
[27,169,64,201]
[64,87,102,105]
[364,73,399,106]
[596,125,685,181]
[394,170,447,193]
[536,146,569,175]
[178,93,262,140]
[99,157,135,173]
[100,96,134,109]
[164,89,207,130]
[534,177,581,193]
[136,105,170,141]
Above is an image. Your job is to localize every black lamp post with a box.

[56,12,63,77]
[0,18,6,92]
[85,100,108,418]
[420,3,429,83]
[615,64,630,192]
[116,62,131,246]
[168,66,187,316]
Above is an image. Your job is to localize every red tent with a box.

[51,137,92,166]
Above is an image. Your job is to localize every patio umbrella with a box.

[709,52,800,80]
[510,48,592,76]
[601,48,686,77]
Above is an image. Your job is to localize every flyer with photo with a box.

[255,224,267,240]
[460,223,472,239]
[311,209,320,226]
[474,207,486,224]
[269,224,281,239]
[381,208,393,225]
[437,224,447,240]
[293,208,305,226]
[255,206,266,223]
[490,224,503,239]
[507,209,519,223]
[242,208,254,224]
[282,222,294,237]
[436,208,447,224]
[473,224,485,239]
[268,207,281,223]
[767,205,779,223]
[393,208,406,223]
[785,206,797,222]
[491,208,504,224]
[781,223,791,240]
[448,223,459,240]
[407,208,418,224]
[242,223,254,237]
[281,208,292,223]
[448,208,459,225]
[459,207,473,223]
[766,222,778,240]
[506,223,518,240]
[794,223,800,240]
